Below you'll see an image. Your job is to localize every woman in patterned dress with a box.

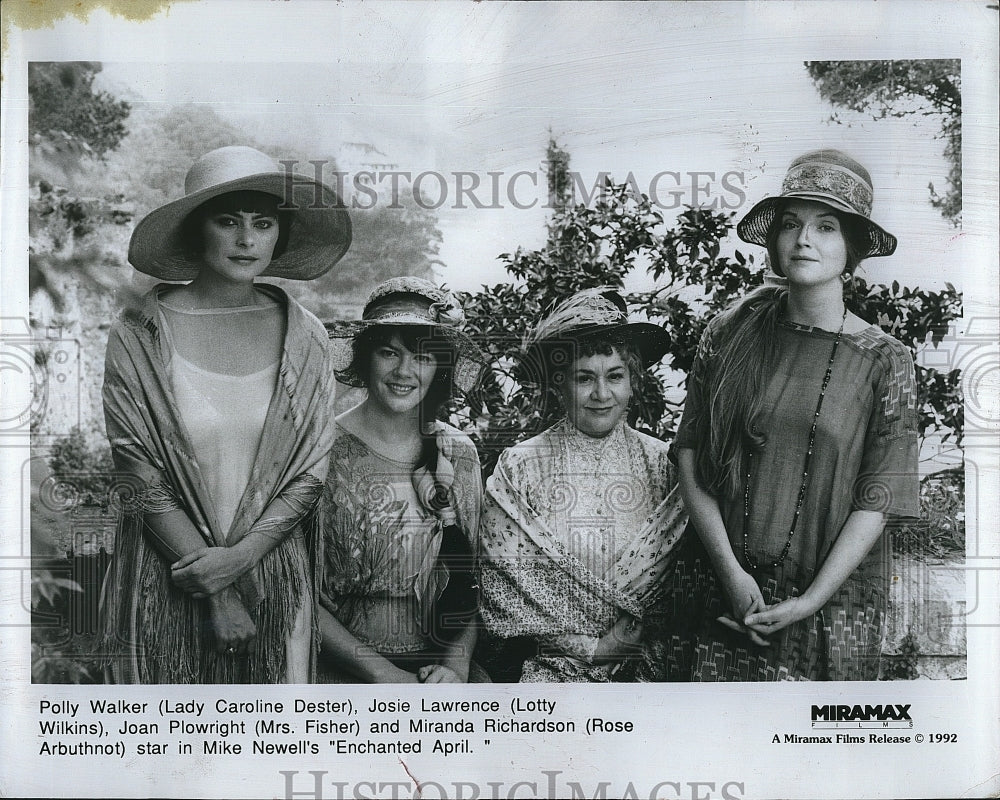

[317,277,487,683]
[478,288,687,682]
[665,149,919,681]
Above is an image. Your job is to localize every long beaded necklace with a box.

[741,306,848,570]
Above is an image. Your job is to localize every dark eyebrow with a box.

[573,366,626,377]
[781,210,839,220]
[213,210,277,219]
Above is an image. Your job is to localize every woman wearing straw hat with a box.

[317,277,487,683]
[99,145,351,683]
[478,288,687,682]
[664,149,918,681]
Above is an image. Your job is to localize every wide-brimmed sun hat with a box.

[327,276,486,393]
[519,287,671,385]
[736,148,897,259]
[128,145,352,281]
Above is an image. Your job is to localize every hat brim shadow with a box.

[517,322,671,387]
[736,195,897,259]
[128,172,352,282]
[325,318,488,395]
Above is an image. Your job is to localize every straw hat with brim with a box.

[327,276,487,393]
[736,148,897,260]
[518,287,671,386]
[128,145,352,281]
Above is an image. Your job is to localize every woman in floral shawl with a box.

[478,288,687,682]
[99,146,350,683]
[318,277,487,683]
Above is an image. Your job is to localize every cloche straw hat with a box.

[737,148,897,259]
[327,276,487,393]
[519,287,671,385]
[128,146,352,281]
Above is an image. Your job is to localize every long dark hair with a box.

[351,324,476,645]
[693,203,869,499]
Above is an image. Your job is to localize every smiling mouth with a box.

[386,383,417,396]
[586,406,616,414]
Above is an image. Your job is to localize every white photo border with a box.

[2,2,998,799]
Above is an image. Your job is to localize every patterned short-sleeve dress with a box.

[317,422,482,680]
[664,317,919,681]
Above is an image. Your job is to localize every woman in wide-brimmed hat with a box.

[478,288,687,682]
[316,277,488,683]
[664,148,918,681]
[99,145,351,683]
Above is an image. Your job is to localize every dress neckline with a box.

[553,416,629,457]
[159,296,281,315]
[778,318,878,339]
[171,348,280,381]
[155,282,285,314]
[338,425,420,468]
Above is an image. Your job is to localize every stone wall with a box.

[885,554,967,679]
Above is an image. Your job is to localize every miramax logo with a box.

[811,704,913,729]
[812,705,911,721]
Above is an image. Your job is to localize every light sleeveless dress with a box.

[160,297,310,682]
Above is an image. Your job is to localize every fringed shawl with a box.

[98,284,335,683]
[478,424,687,682]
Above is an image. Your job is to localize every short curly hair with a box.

[544,330,644,400]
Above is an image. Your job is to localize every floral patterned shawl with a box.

[478,421,687,681]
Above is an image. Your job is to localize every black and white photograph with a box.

[2,1,997,798]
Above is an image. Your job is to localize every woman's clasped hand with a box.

[661,148,918,682]
[99,146,349,683]
[98,144,917,686]
[170,546,253,598]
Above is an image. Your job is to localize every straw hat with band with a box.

[737,148,897,262]
[328,276,486,393]
[519,287,671,385]
[129,145,352,281]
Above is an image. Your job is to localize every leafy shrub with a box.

[891,467,965,558]
[31,564,101,684]
[46,426,115,507]
[880,629,920,680]
[454,140,963,475]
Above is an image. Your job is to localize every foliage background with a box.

[453,139,962,475]
[26,61,966,683]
